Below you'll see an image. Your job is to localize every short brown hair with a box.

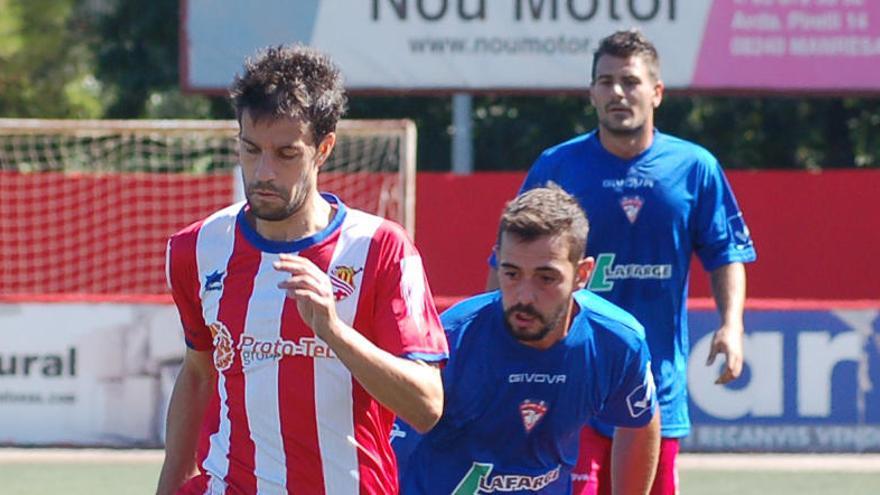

[230,44,348,143]
[497,184,589,264]
[591,29,660,82]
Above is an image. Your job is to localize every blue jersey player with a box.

[398,185,660,494]
[488,30,757,495]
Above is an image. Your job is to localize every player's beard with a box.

[504,302,567,343]
[246,174,314,222]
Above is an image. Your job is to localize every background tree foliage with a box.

[0,0,102,117]
[0,0,877,171]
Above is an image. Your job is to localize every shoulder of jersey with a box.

[655,131,718,166]
[539,131,595,160]
[343,207,411,244]
[573,290,645,340]
[170,201,243,242]
[440,291,499,331]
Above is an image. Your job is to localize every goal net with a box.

[0,118,416,296]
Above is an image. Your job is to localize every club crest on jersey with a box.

[619,195,644,224]
[329,265,363,301]
[208,321,234,371]
[519,400,548,433]
[205,270,224,292]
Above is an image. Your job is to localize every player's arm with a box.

[274,254,443,433]
[611,411,660,495]
[156,348,216,495]
[706,262,746,384]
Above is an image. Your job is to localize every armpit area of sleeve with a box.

[596,401,657,429]
[699,247,757,272]
[401,350,449,364]
[184,329,214,351]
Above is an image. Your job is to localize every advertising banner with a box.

[1,302,878,451]
[685,307,880,452]
[0,303,183,446]
[183,0,880,92]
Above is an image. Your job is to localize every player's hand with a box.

[273,254,339,339]
[706,323,744,385]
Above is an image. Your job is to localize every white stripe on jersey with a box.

[400,255,428,335]
[205,475,226,495]
[243,253,290,494]
[194,202,241,485]
[315,209,383,494]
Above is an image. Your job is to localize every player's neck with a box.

[253,192,333,243]
[597,125,655,160]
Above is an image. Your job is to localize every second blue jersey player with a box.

[396,185,660,494]
[487,30,758,495]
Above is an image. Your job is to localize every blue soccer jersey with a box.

[397,290,656,494]
[519,130,757,437]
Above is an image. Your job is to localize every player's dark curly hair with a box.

[497,183,589,265]
[230,44,348,143]
[591,29,661,83]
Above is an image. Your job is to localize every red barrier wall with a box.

[416,170,880,301]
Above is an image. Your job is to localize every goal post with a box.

[0,118,417,296]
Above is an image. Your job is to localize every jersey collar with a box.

[236,192,347,253]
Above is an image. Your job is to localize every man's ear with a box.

[575,256,595,290]
[653,79,664,109]
[316,132,337,167]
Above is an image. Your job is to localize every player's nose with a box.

[254,153,277,180]
[513,282,537,305]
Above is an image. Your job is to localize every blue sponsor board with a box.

[684,308,880,452]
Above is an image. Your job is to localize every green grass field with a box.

[0,451,877,494]
[680,471,880,495]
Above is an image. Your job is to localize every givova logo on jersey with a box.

[626,363,656,419]
[587,253,672,292]
[452,463,561,494]
[728,212,754,251]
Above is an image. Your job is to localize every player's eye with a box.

[501,270,519,281]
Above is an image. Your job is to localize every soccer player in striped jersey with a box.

[156,45,448,495]
[398,185,660,495]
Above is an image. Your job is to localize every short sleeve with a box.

[370,224,449,363]
[593,339,657,429]
[692,160,757,271]
[166,231,213,350]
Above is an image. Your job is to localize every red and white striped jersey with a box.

[166,194,448,494]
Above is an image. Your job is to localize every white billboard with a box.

[182,0,880,93]
[0,303,184,446]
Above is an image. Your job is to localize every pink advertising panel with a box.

[693,0,880,91]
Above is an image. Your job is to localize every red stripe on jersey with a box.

[196,388,221,481]
[167,219,212,350]
[177,472,210,494]
[218,229,261,494]
[278,240,333,493]
[352,220,403,494]
[352,384,399,494]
